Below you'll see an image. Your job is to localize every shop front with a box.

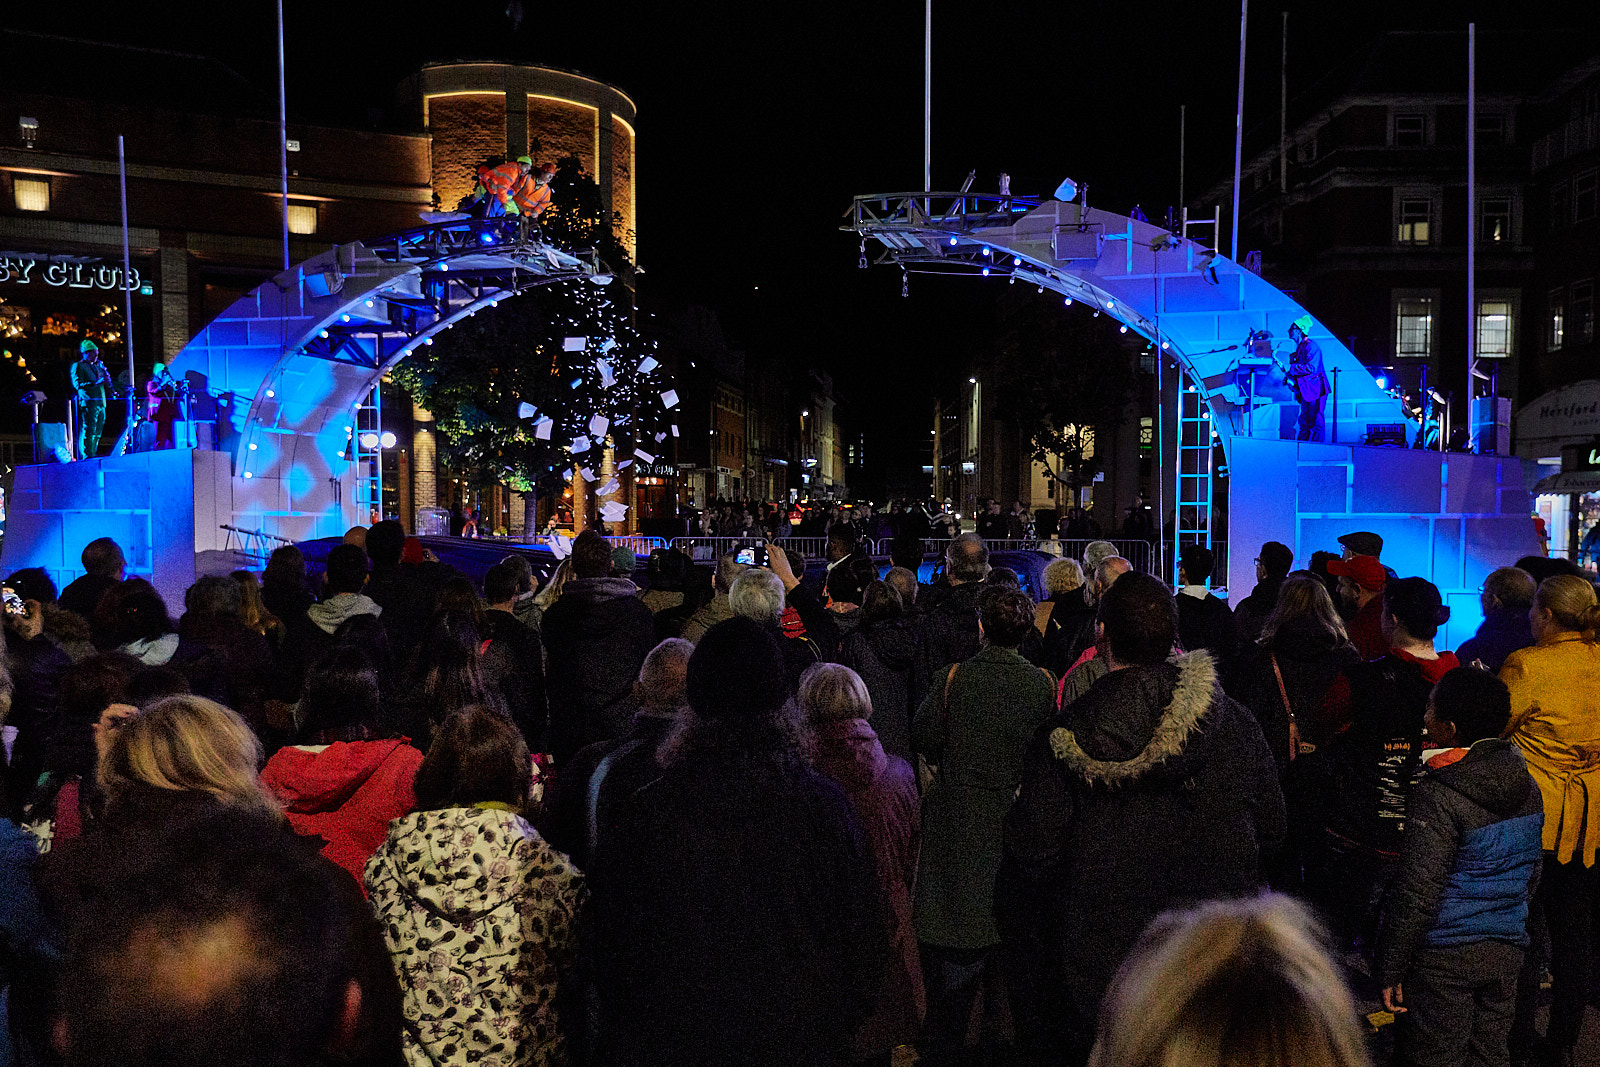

[1516,380,1600,565]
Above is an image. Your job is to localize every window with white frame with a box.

[1548,288,1566,351]
[1398,198,1432,245]
[1476,112,1506,146]
[1476,299,1513,359]
[1481,197,1513,243]
[1396,295,1435,359]
[287,203,319,235]
[1395,114,1427,146]
[12,177,49,212]
[1572,280,1595,345]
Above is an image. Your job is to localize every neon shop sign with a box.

[0,256,141,291]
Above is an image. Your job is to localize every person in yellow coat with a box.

[1499,573,1600,1064]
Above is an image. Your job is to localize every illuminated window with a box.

[1398,198,1431,245]
[1476,299,1512,359]
[1395,114,1426,146]
[1548,289,1566,351]
[287,203,319,235]
[1572,281,1595,345]
[1396,296,1434,359]
[1480,197,1512,243]
[13,177,49,212]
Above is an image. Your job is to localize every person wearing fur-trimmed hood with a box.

[1000,572,1285,1062]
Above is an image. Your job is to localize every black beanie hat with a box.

[687,616,789,720]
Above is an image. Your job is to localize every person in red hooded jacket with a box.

[260,647,422,891]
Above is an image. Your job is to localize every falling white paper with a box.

[598,337,617,354]
[547,533,571,559]
[545,250,562,269]
[598,477,620,496]
[660,389,679,409]
[638,356,659,374]
[580,467,597,482]
[570,435,591,453]
[613,415,629,427]
[600,501,629,523]
[534,418,553,440]
[671,424,680,437]
[588,414,610,437]
[654,432,666,442]
[617,460,633,470]
[563,336,587,352]
[596,359,615,389]
[517,402,538,420]
[634,448,655,463]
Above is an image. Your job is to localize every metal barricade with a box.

[605,535,669,555]
[903,537,1157,575]
[669,535,825,563]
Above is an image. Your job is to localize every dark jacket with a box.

[540,577,657,764]
[540,708,678,870]
[1039,589,1096,677]
[1374,739,1544,987]
[591,744,886,1067]
[2,631,72,819]
[1176,589,1238,662]
[171,611,274,732]
[364,559,461,657]
[57,574,118,623]
[480,607,548,750]
[811,718,924,1059]
[1456,609,1536,674]
[839,618,920,761]
[913,644,1056,950]
[1224,620,1360,770]
[913,582,985,706]
[0,817,59,1067]
[1232,576,1284,647]
[1003,652,1285,1028]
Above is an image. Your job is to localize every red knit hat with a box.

[401,536,425,565]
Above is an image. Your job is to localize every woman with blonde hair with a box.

[1037,557,1095,675]
[1090,895,1369,1067]
[1501,574,1600,1063]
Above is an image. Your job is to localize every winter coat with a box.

[1176,589,1239,662]
[306,592,382,635]
[0,817,59,1067]
[1038,588,1096,676]
[366,559,464,658]
[539,709,677,870]
[812,718,924,1058]
[1456,609,1535,673]
[1224,620,1360,769]
[591,747,885,1067]
[364,806,585,1067]
[839,618,920,761]
[913,582,985,704]
[2,631,72,818]
[261,739,423,891]
[1232,576,1284,646]
[1374,739,1543,987]
[171,611,275,731]
[1502,633,1600,865]
[913,644,1056,950]
[1003,651,1284,1028]
[540,577,657,764]
[57,574,117,623]
[480,609,548,751]
[681,592,734,645]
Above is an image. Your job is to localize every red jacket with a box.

[261,739,422,891]
[1347,594,1388,662]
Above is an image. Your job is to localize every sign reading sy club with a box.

[0,255,142,291]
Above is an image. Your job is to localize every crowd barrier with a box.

[665,534,1158,574]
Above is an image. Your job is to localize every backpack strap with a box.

[1270,652,1305,760]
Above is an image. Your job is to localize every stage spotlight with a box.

[479,231,497,245]
[1012,257,1021,266]
[380,431,397,448]
[1064,298,1073,306]
[1161,341,1170,350]
[1054,177,1080,202]
[1119,325,1128,333]
[243,471,253,479]
[248,442,258,451]
[1106,300,1116,309]
[969,377,977,384]
[982,268,990,276]
[360,432,379,449]
[981,247,991,257]
[1376,375,1388,389]
[949,237,958,246]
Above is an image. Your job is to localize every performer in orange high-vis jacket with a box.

[477,156,533,216]
[512,162,556,218]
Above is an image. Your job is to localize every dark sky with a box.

[9,0,1599,488]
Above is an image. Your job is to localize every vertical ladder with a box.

[353,385,383,524]
[1175,369,1214,585]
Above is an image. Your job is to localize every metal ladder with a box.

[1175,368,1215,585]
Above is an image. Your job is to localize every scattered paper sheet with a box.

[598,477,620,496]
[588,414,609,438]
[570,435,591,453]
[638,356,659,374]
[634,448,655,463]
[660,389,679,409]
[534,418,552,440]
[563,336,587,351]
[517,402,538,420]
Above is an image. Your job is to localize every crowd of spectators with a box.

[0,518,1589,1067]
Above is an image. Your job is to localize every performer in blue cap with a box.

[1286,315,1329,441]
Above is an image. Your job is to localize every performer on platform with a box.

[476,156,534,219]
[145,362,181,450]
[70,339,112,460]
[1286,315,1329,442]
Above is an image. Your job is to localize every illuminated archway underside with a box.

[168,218,597,540]
[845,193,1410,458]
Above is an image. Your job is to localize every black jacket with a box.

[840,619,920,762]
[1225,620,1360,769]
[1232,577,1284,647]
[540,708,677,870]
[1002,652,1285,1033]
[1039,589,1096,677]
[480,608,548,750]
[1176,590,1239,662]
[541,578,657,764]
[914,582,985,705]
[1374,739,1544,986]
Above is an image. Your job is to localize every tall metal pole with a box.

[1279,11,1288,193]
[1230,0,1249,259]
[117,135,136,429]
[1466,22,1477,445]
[1179,105,1187,209]
[923,0,932,192]
[277,0,290,271]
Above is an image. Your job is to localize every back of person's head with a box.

[985,566,1020,589]
[981,588,1036,649]
[232,571,269,628]
[99,695,274,815]
[298,649,382,742]
[1259,574,1348,647]
[686,617,789,721]
[947,533,990,583]
[413,705,529,811]
[729,568,786,623]
[263,545,308,590]
[798,662,872,724]
[52,652,143,776]
[637,638,693,710]
[884,566,918,607]
[82,536,126,578]
[126,665,192,708]
[1044,557,1086,597]
[120,587,176,641]
[826,556,877,606]
[7,566,58,604]
[1481,566,1536,613]
[714,551,750,594]
[185,574,242,619]
[1385,577,1450,641]
[1517,554,1583,585]
[414,611,498,717]
[1180,544,1215,584]
[1258,541,1294,580]
[1534,574,1600,640]
[1093,556,1133,598]
[1083,540,1118,574]
[1090,895,1367,1067]
[1431,667,1512,744]
[498,553,534,595]
[569,529,613,579]
[365,519,405,567]
[60,807,402,1067]
[889,535,924,572]
[342,525,367,550]
[1099,572,1178,666]
[861,579,905,623]
[434,575,483,625]
[323,544,369,596]
[483,561,520,605]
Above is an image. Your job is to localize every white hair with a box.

[729,569,786,623]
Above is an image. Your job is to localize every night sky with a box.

[8,0,1598,491]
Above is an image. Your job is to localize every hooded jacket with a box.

[540,577,657,763]
[260,739,422,890]
[307,592,382,635]
[811,718,924,1058]
[1456,608,1535,673]
[1003,651,1284,1026]
[839,618,920,761]
[364,806,585,1067]
[1375,739,1543,986]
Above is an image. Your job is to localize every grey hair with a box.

[729,569,786,623]
[1044,557,1086,597]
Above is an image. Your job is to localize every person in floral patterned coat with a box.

[366,705,586,1067]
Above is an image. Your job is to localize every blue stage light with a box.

[570,377,584,388]
[982,247,991,257]
[1119,325,1128,333]
[1064,298,1073,306]
[949,237,958,246]
[982,267,990,276]
[1012,257,1021,266]
[480,231,497,245]
[1376,375,1388,389]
